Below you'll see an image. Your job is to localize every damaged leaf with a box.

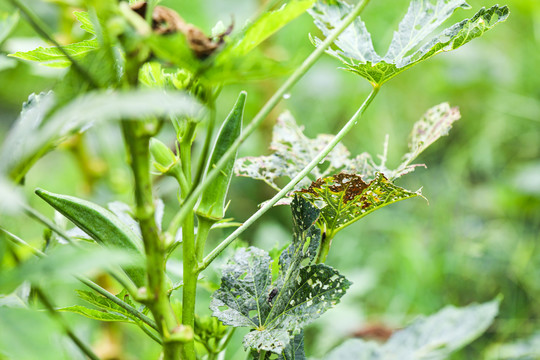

[211,197,350,355]
[236,103,460,198]
[299,172,421,237]
[235,111,351,191]
[310,0,509,86]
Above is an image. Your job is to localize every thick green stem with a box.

[165,0,372,243]
[200,86,380,271]
[122,122,180,359]
[315,231,335,264]
[179,126,197,360]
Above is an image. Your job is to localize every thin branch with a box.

[200,86,380,271]
[163,0,373,239]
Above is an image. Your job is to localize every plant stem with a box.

[193,102,217,188]
[315,231,335,264]
[163,0,372,242]
[122,122,180,359]
[35,287,101,360]
[200,86,380,271]
[179,121,198,360]
[195,216,214,262]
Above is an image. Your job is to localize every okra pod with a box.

[196,91,246,221]
[35,188,146,287]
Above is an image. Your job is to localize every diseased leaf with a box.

[211,197,350,355]
[279,332,306,360]
[390,102,461,179]
[236,103,461,201]
[298,172,422,237]
[323,300,499,360]
[486,332,540,360]
[235,111,351,191]
[310,0,509,86]
[59,305,130,322]
[9,39,99,68]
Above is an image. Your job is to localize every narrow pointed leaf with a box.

[9,39,99,68]
[299,173,421,236]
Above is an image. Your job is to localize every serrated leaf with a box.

[59,305,130,322]
[9,39,99,68]
[298,172,421,237]
[73,11,95,36]
[323,300,499,360]
[211,197,350,355]
[235,111,351,191]
[310,0,509,86]
[0,11,19,46]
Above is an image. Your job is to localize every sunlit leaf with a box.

[9,39,99,68]
[298,172,421,237]
[310,0,509,86]
[73,11,95,36]
[323,299,499,360]
[226,0,315,57]
[211,197,350,355]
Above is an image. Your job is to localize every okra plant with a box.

[0,0,508,359]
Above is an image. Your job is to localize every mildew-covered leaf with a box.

[322,300,499,360]
[211,197,350,355]
[299,173,421,237]
[310,0,509,86]
[235,111,351,191]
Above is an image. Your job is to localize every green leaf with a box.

[323,299,499,360]
[486,332,540,360]
[279,332,306,360]
[227,0,315,57]
[59,305,130,322]
[9,39,99,68]
[310,0,509,86]
[0,11,19,46]
[298,172,421,237]
[73,11,96,36]
[211,197,350,355]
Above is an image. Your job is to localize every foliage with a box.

[0,0,517,359]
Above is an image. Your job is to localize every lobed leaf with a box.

[310,0,509,86]
[323,299,499,360]
[9,39,99,68]
[211,197,350,355]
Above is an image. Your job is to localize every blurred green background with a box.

[0,0,539,359]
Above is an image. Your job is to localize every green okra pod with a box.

[196,91,246,221]
[35,188,146,287]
